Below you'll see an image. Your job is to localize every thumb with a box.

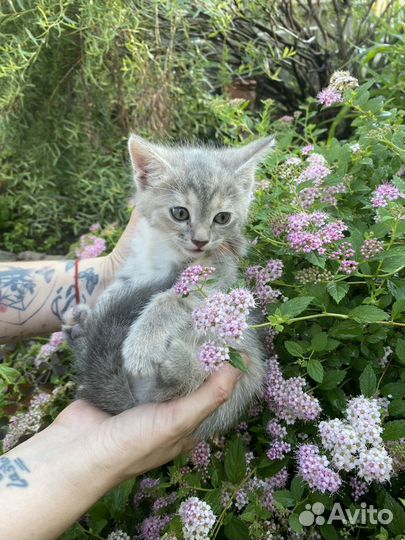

[174,360,247,432]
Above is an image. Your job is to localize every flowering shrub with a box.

[1,69,405,540]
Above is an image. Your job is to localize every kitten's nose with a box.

[192,239,209,249]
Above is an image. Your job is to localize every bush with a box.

[1,1,402,253]
[2,64,404,539]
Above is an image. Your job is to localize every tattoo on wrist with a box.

[0,266,55,318]
[51,263,99,319]
[0,456,30,488]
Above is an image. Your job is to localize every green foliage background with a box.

[0,0,402,252]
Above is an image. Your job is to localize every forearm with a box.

[0,422,119,540]
[0,257,113,343]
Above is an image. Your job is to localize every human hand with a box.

[54,362,243,481]
[102,208,138,280]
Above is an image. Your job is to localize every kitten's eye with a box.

[213,212,231,225]
[170,206,189,221]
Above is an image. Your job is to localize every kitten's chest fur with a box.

[119,217,185,286]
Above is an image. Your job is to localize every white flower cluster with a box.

[319,396,393,483]
[179,497,216,540]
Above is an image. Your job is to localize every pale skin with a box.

[0,210,246,539]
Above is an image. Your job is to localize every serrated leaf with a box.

[395,338,405,365]
[289,513,304,533]
[224,514,249,540]
[307,359,324,383]
[229,350,248,373]
[392,299,405,320]
[0,365,20,384]
[311,332,328,351]
[290,476,305,500]
[204,489,222,515]
[349,305,389,323]
[320,523,340,540]
[224,438,246,484]
[381,254,405,273]
[327,282,349,304]
[280,296,313,319]
[384,492,405,535]
[381,382,405,398]
[359,364,377,397]
[285,341,304,357]
[273,489,295,508]
[319,369,346,390]
[383,420,405,441]
[388,399,405,417]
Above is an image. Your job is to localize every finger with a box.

[174,361,245,431]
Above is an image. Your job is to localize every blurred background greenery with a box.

[0,0,403,253]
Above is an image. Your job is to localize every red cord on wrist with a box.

[75,258,80,304]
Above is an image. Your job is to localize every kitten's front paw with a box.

[62,303,91,340]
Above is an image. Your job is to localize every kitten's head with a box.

[128,135,274,261]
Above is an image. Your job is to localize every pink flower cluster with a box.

[319,396,393,484]
[317,88,344,107]
[330,241,359,275]
[297,444,342,493]
[193,288,255,373]
[191,441,211,473]
[302,144,314,155]
[179,497,216,540]
[295,153,346,208]
[266,420,291,461]
[371,182,402,208]
[265,356,321,424]
[360,238,384,260]
[317,71,358,107]
[152,492,177,513]
[139,515,172,540]
[76,234,106,260]
[246,259,283,309]
[231,469,289,514]
[174,265,215,296]
[35,331,65,365]
[350,477,369,501]
[3,391,58,451]
[273,212,348,255]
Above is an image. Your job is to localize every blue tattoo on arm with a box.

[0,457,31,488]
[51,264,99,319]
[0,266,55,318]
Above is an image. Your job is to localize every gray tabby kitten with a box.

[64,134,274,439]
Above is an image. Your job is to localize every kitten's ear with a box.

[227,136,275,191]
[128,134,171,190]
[234,136,275,174]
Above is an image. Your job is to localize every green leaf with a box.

[388,399,405,417]
[285,341,304,357]
[311,332,328,352]
[359,364,377,397]
[280,296,313,319]
[229,350,248,373]
[273,489,295,508]
[319,369,346,390]
[395,338,405,365]
[326,282,349,304]
[204,489,222,515]
[320,523,340,540]
[307,359,324,383]
[288,513,304,534]
[384,492,405,536]
[383,420,405,441]
[224,514,250,540]
[224,438,246,484]
[0,365,20,384]
[381,382,405,399]
[392,299,405,320]
[290,476,305,501]
[381,254,405,273]
[349,305,389,324]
